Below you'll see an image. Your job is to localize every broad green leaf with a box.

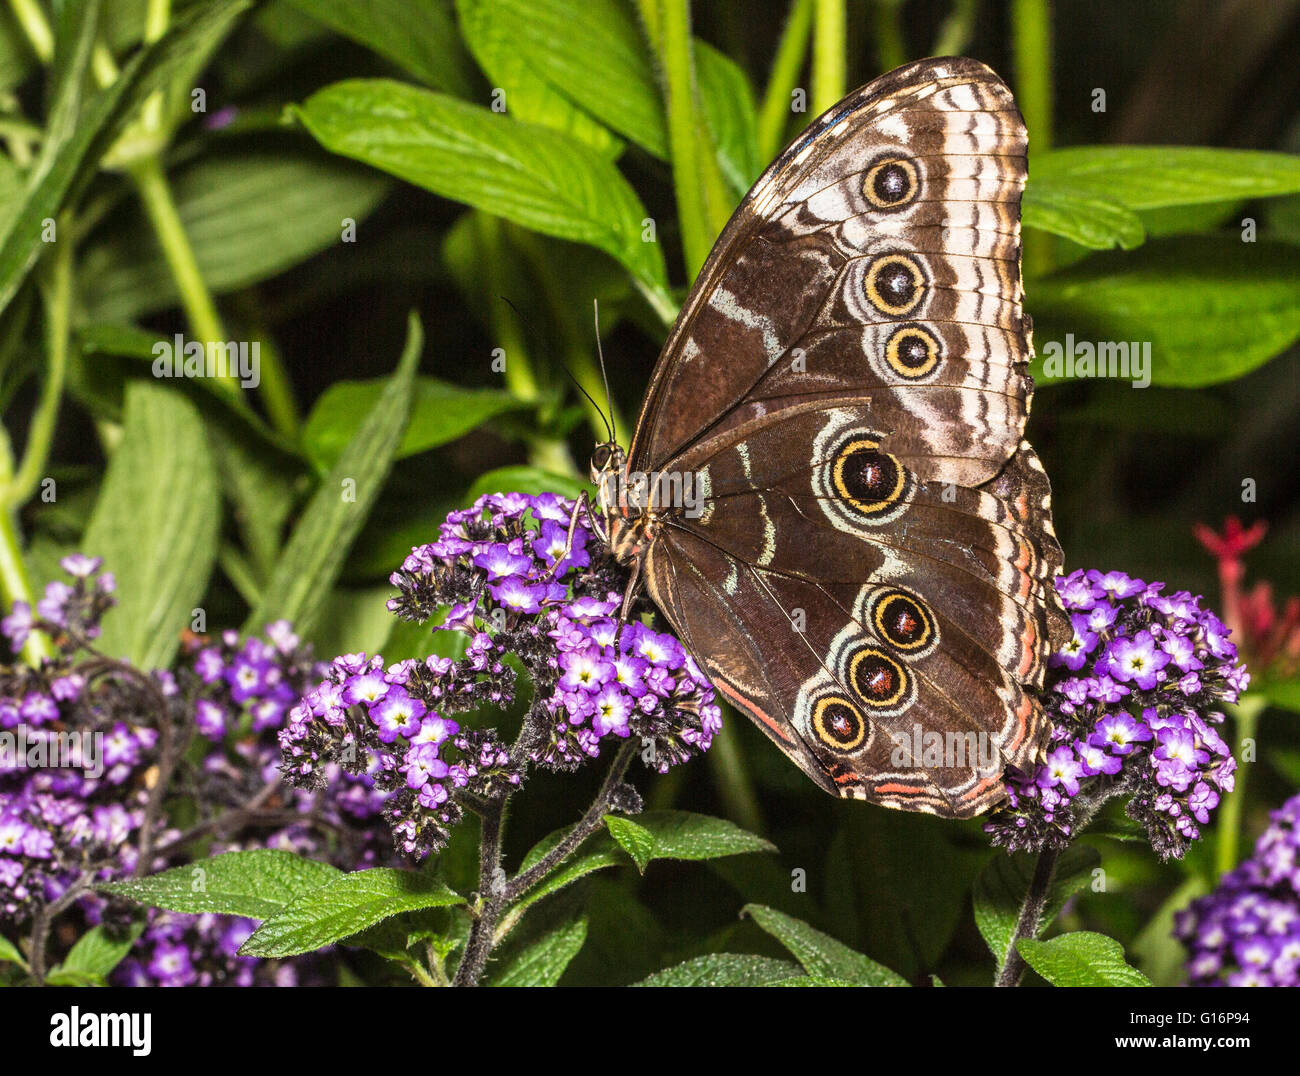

[457,0,621,157]
[486,917,587,986]
[697,42,760,195]
[240,869,463,957]
[1022,185,1145,250]
[605,816,654,873]
[768,975,856,986]
[505,827,630,920]
[454,0,665,157]
[101,850,342,919]
[303,376,522,472]
[288,0,477,96]
[82,381,220,669]
[1034,146,1300,212]
[0,932,27,968]
[0,0,253,317]
[81,152,389,322]
[1017,931,1151,987]
[51,923,144,981]
[634,953,801,987]
[1256,677,1300,714]
[1030,238,1300,387]
[306,585,397,659]
[973,845,1101,967]
[741,904,908,986]
[605,810,775,872]
[244,313,421,636]
[465,465,592,503]
[291,79,668,298]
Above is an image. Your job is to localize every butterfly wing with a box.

[628,57,1067,815]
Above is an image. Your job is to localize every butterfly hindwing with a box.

[618,57,1066,816]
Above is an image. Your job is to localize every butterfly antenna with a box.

[593,299,615,445]
[499,295,612,442]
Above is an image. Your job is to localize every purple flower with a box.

[1106,630,1171,689]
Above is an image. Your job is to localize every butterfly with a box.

[587,57,1069,818]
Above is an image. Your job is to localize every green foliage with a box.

[1016,932,1151,987]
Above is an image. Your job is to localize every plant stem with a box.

[757,0,815,161]
[706,719,764,835]
[128,156,241,399]
[5,215,72,511]
[0,509,51,664]
[453,800,507,987]
[868,0,906,76]
[932,0,980,56]
[1011,0,1054,278]
[995,845,1060,987]
[656,0,726,278]
[1215,694,1266,877]
[812,0,848,113]
[8,0,53,63]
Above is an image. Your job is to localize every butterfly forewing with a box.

[621,57,1067,817]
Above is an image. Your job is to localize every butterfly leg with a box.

[614,552,644,644]
[539,490,598,582]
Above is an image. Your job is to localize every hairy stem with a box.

[453,800,507,987]
[995,845,1060,987]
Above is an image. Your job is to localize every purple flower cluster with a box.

[987,569,1247,860]
[1176,793,1300,986]
[2,556,395,985]
[280,492,719,859]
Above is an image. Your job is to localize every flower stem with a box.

[8,0,53,63]
[452,800,507,987]
[1215,694,1267,877]
[1010,0,1054,278]
[812,0,848,113]
[995,845,1060,987]
[756,0,814,162]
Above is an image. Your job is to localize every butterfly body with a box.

[593,57,1068,819]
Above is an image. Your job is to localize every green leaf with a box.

[486,917,587,986]
[51,923,144,982]
[244,313,421,636]
[240,869,464,958]
[506,828,630,919]
[288,0,477,96]
[1023,185,1146,250]
[697,43,760,195]
[464,465,592,503]
[82,381,220,669]
[456,0,621,157]
[0,932,28,969]
[973,846,1102,967]
[606,810,776,870]
[1034,146,1300,212]
[81,152,389,323]
[1031,238,1300,387]
[0,0,253,317]
[101,850,342,919]
[741,904,909,986]
[634,953,802,987]
[1016,931,1152,987]
[605,817,654,873]
[291,79,668,298]
[303,376,521,472]
[454,0,666,157]
[1256,678,1300,715]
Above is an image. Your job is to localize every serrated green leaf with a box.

[303,376,522,472]
[82,381,220,669]
[1017,931,1151,987]
[973,845,1102,967]
[0,932,27,969]
[291,79,668,299]
[288,0,476,96]
[81,152,389,322]
[634,953,801,987]
[101,850,342,919]
[605,816,654,873]
[741,904,908,986]
[486,917,587,986]
[1031,238,1300,387]
[240,869,463,957]
[51,923,144,981]
[244,313,421,636]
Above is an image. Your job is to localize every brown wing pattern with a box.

[628,58,1067,816]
